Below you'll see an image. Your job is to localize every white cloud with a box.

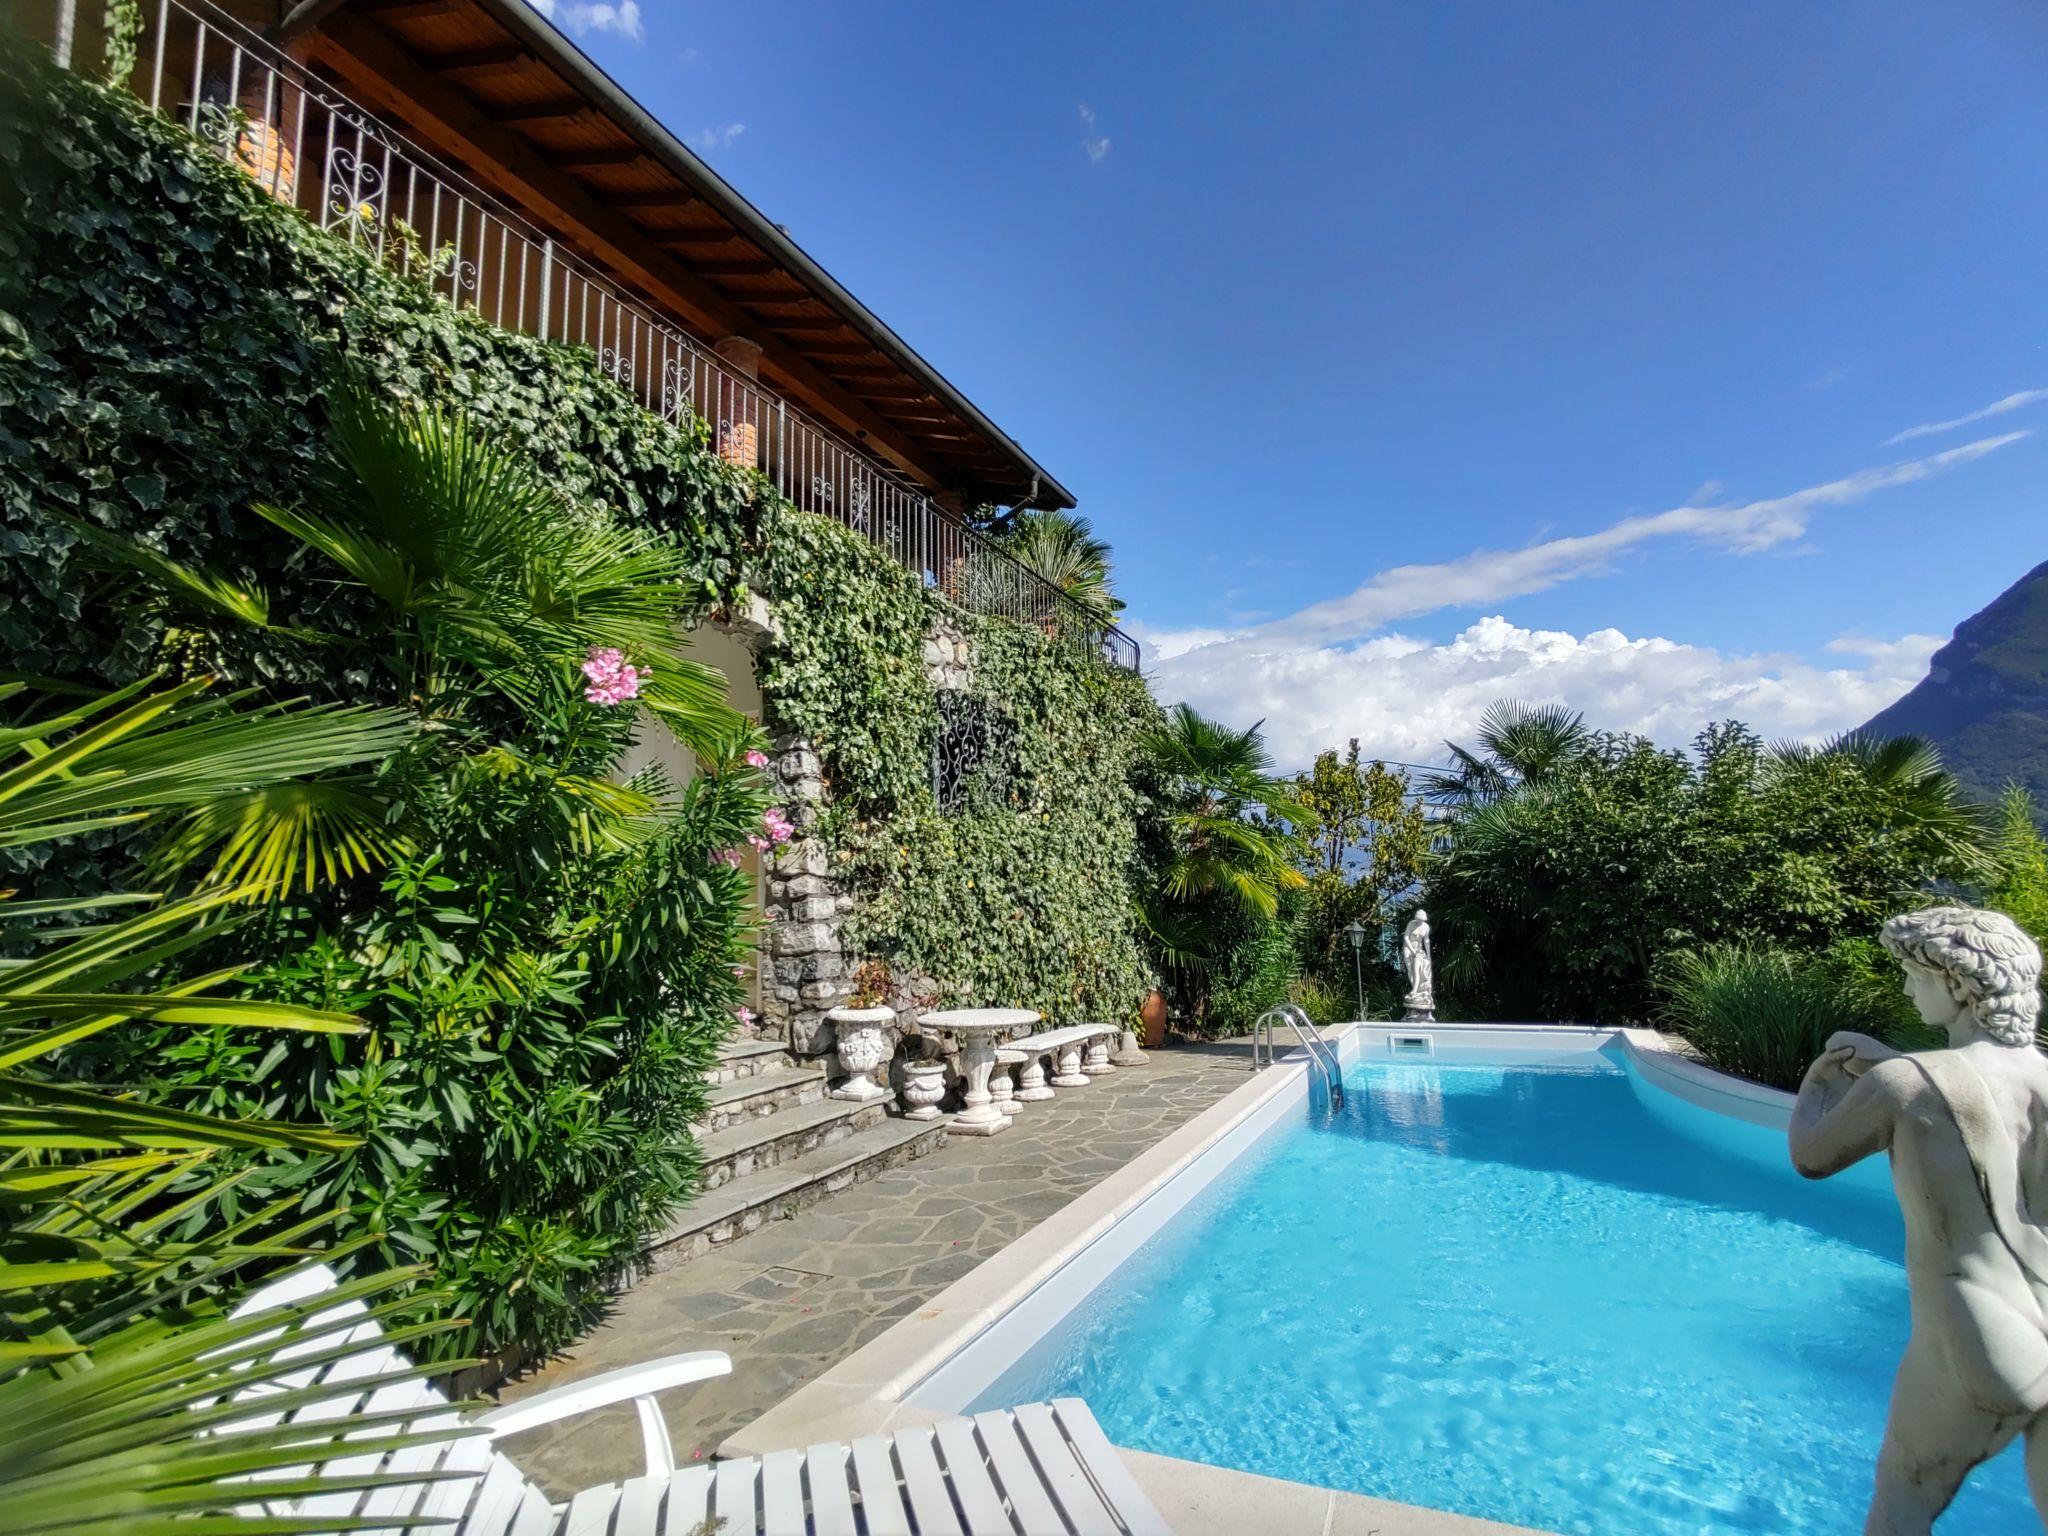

[1885,389,2048,445]
[1078,102,1110,163]
[1263,432,2025,646]
[1150,617,1941,772]
[530,1,644,41]
[689,122,747,152]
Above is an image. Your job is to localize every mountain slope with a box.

[1860,559,2048,810]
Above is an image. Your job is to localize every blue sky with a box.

[537,0,2048,767]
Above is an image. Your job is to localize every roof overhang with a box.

[284,0,1073,510]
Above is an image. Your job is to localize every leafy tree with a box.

[1427,710,1992,1022]
[1287,741,1431,1007]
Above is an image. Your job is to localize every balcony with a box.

[60,0,1139,671]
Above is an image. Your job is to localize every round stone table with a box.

[918,1008,1039,1137]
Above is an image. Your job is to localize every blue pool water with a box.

[969,1055,2038,1534]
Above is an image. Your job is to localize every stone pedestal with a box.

[1051,1042,1090,1088]
[919,1009,1037,1138]
[992,1047,1029,1114]
[1082,1034,1116,1076]
[1112,1027,1149,1067]
[1015,1051,1056,1102]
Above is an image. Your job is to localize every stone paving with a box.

[494,1039,1253,1498]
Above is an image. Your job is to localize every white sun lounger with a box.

[226,1264,1170,1535]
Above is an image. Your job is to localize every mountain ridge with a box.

[1859,558,2048,811]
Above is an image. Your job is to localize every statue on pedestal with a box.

[1401,909,1434,1022]
[1790,905,2048,1534]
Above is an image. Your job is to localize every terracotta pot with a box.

[1140,989,1168,1049]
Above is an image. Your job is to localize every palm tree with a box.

[1423,700,1593,809]
[1,677,464,1533]
[1001,509,1124,628]
[1768,731,1993,881]
[1138,704,1306,974]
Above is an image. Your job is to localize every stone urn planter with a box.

[897,1059,948,1121]
[827,1005,895,1102]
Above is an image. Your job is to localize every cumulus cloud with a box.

[529,1,644,41]
[1264,433,2024,647]
[1078,103,1111,163]
[1885,389,2048,445]
[1150,617,1942,771]
[688,122,747,152]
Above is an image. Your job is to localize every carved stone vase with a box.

[827,1005,894,1102]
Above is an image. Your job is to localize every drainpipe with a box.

[52,0,76,67]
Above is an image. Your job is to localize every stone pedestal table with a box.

[919,1009,1038,1137]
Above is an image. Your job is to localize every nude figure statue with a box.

[1789,904,2048,1535]
[1401,908,1434,1022]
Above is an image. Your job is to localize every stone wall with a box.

[756,611,976,1061]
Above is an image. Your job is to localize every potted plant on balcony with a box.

[828,960,896,1102]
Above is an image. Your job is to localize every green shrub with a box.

[1987,786,2048,944]
[1656,942,1928,1092]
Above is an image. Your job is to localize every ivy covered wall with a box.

[753,507,1160,1037]
[2,33,1159,1106]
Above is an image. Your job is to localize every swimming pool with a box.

[930,1035,2036,1535]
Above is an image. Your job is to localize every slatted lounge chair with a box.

[227,1264,1172,1535]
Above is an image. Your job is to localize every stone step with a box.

[648,1116,948,1269]
[694,1064,828,1134]
[696,1093,892,1191]
[710,1037,798,1086]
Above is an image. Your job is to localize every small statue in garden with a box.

[1789,905,2048,1534]
[1401,909,1434,1022]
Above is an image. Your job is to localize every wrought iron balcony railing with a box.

[47,0,1140,672]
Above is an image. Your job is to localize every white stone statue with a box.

[1401,909,1434,1022]
[1789,905,2048,1534]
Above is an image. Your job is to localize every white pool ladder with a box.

[1252,1004,1344,1108]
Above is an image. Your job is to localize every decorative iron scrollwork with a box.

[931,691,1012,813]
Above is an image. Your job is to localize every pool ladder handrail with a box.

[1252,1004,1344,1108]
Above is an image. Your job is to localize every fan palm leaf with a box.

[1,681,462,1526]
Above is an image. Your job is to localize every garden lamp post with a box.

[1345,920,1367,1021]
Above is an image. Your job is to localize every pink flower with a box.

[581,645,647,706]
[744,749,771,769]
[734,1006,755,1026]
[761,807,795,845]
[710,847,743,868]
[746,834,771,852]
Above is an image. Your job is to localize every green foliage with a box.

[1,678,459,1532]
[1205,909,1298,1036]
[1131,705,1304,1032]
[1287,742,1429,1003]
[1428,715,1993,1022]
[0,46,772,1363]
[1655,941,1931,1092]
[756,508,1158,1022]
[0,38,756,701]
[999,508,1124,624]
[79,397,768,1363]
[1986,786,2048,943]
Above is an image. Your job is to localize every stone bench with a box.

[1009,1023,1121,1092]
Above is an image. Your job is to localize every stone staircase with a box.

[645,1038,948,1269]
